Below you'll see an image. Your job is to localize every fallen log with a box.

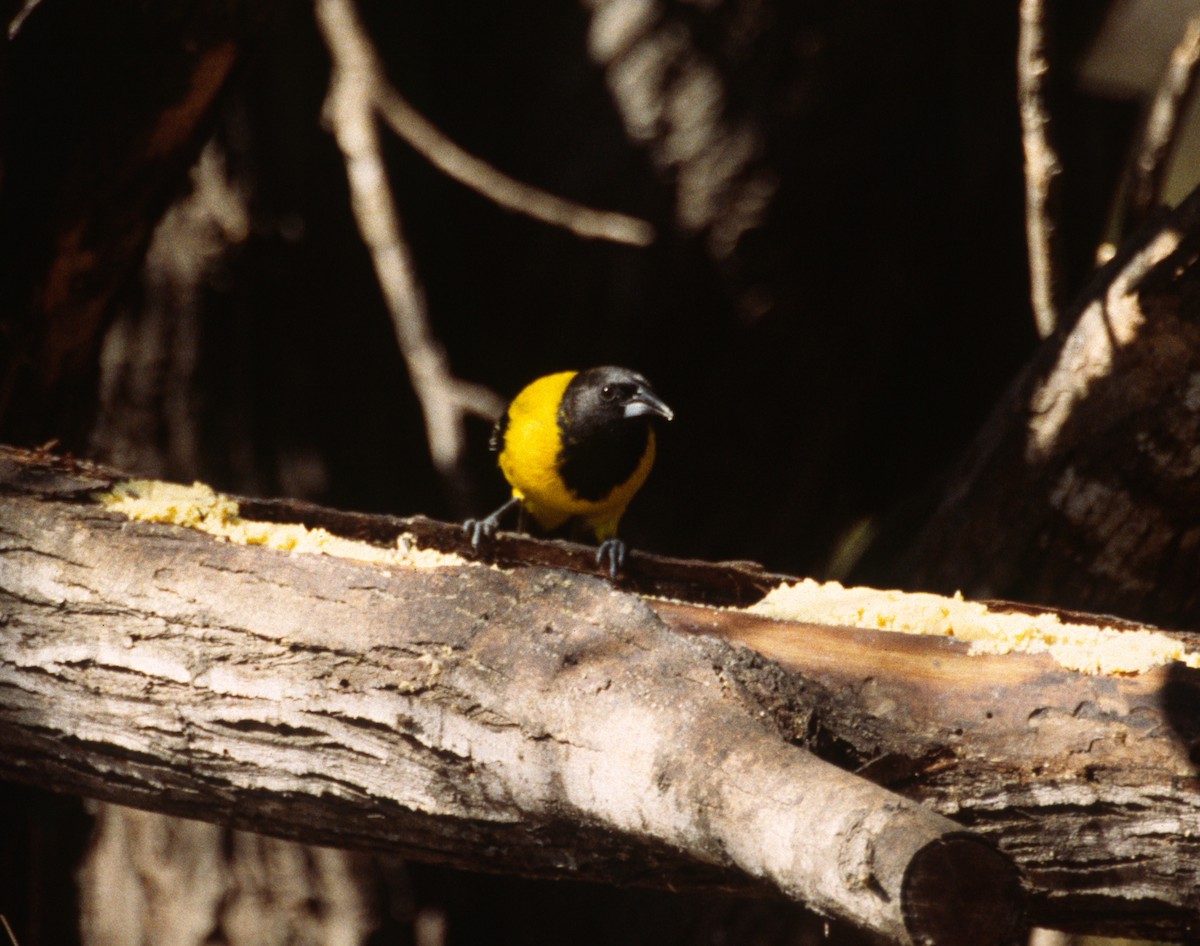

[0,447,1024,946]
[5,445,1199,940]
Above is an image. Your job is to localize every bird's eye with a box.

[600,384,617,401]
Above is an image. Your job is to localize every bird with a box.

[464,366,673,577]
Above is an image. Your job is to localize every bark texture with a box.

[902,186,1200,630]
[0,449,1024,946]
[8,449,1200,939]
[662,601,1200,939]
[78,806,378,946]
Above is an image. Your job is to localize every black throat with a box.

[557,384,651,502]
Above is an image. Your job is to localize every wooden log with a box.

[237,474,1200,940]
[6,446,1200,937]
[658,599,1200,938]
[0,447,1024,946]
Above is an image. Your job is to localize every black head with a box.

[561,367,674,430]
[556,367,673,501]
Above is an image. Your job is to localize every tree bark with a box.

[6,450,1200,939]
[0,448,1032,946]
[901,184,1200,630]
[662,599,1200,939]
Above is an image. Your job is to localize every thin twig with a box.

[0,915,19,946]
[375,86,654,247]
[1018,0,1063,339]
[1128,13,1200,224]
[7,0,43,38]
[315,0,504,508]
[315,0,650,503]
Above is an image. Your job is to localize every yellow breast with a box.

[497,370,655,539]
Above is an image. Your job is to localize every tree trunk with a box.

[901,186,1200,630]
[77,806,377,946]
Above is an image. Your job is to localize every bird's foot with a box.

[463,514,500,550]
[595,538,628,578]
[463,496,522,550]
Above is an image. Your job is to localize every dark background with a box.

[214,1,1042,578]
[4,0,1108,579]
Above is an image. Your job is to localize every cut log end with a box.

[902,833,1026,946]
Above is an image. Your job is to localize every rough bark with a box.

[7,451,1200,938]
[663,600,1200,939]
[581,0,776,261]
[900,181,1200,629]
[0,448,1029,946]
[88,139,248,484]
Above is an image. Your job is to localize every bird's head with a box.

[569,366,674,427]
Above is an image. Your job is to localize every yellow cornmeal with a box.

[95,480,1200,675]
[96,479,465,569]
[749,578,1200,676]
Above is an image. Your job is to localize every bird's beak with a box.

[625,388,674,422]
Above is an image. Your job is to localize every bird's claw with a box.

[596,538,627,578]
[464,496,522,551]
[463,516,499,550]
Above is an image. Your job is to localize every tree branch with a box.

[317,0,653,247]
[7,447,1200,938]
[0,449,1034,946]
[1018,0,1064,339]
[374,85,655,248]
[901,180,1200,635]
[315,0,495,506]
[1128,13,1200,223]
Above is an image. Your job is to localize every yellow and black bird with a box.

[465,366,673,576]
